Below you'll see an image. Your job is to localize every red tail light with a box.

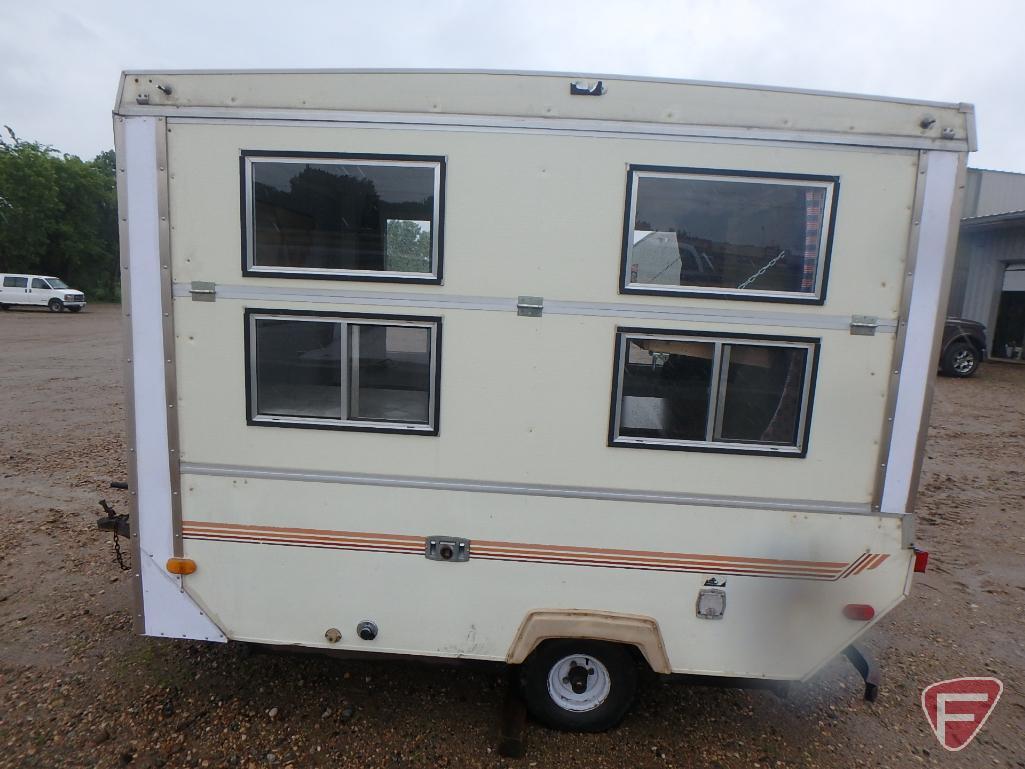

[843,604,876,621]
[913,547,929,573]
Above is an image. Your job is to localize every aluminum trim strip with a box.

[880,151,963,514]
[179,461,881,516]
[158,115,940,156]
[156,118,185,558]
[872,151,929,511]
[113,116,146,633]
[172,282,897,333]
[113,107,970,152]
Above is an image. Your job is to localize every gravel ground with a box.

[1,303,1023,769]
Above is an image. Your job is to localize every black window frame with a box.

[619,165,840,305]
[240,150,446,284]
[608,326,820,457]
[244,307,442,436]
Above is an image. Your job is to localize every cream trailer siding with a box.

[114,71,968,696]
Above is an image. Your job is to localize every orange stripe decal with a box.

[181,520,888,582]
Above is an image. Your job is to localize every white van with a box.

[0,274,87,312]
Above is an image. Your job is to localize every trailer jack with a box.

[842,643,880,702]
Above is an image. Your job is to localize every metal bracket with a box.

[850,315,878,336]
[517,296,543,317]
[570,80,606,96]
[425,536,470,562]
[189,281,216,302]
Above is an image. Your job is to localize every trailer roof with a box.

[115,69,975,152]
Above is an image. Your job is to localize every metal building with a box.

[948,168,1025,359]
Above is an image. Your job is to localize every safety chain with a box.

[737,249,787,290]
[99,499,132,571]
[112,526,131,571]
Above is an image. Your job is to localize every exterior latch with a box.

[425,536,470,562]
[189,281,216,302]
[517,296,543,317]
[570,80,606,96]
[850,315,878,336]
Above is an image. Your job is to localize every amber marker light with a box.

[166,557,197,575]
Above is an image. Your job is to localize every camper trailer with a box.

[111,70,971,731]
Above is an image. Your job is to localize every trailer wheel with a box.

[48,298,64,312]
[522,640,637,732]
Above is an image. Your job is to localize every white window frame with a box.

[246,309,441,435]
[609,328,819,456]
[621,166,839,304]
[242,152,445,283]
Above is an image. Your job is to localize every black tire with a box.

[521,640,637,732]
[940,341,979,378]
[67,306,82,313]
[47,298,64,313]
[0,303,8,311]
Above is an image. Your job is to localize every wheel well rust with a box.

[506,609,671,674]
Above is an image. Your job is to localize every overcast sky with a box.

[2,0,1023,172]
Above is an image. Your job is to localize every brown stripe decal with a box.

[181,521,889,581]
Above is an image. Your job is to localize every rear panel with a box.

[149,118,925,677]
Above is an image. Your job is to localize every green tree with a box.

[385,218,431,272]
[0,128,119,299]
[0,128,60,274]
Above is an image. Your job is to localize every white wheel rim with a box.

[547,654,612,712]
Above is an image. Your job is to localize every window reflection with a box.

[626,171,833,298]
[249,158,438,276]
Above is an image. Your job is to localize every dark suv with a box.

[940,318,987,377]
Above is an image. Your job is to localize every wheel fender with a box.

[507,609,671,674]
